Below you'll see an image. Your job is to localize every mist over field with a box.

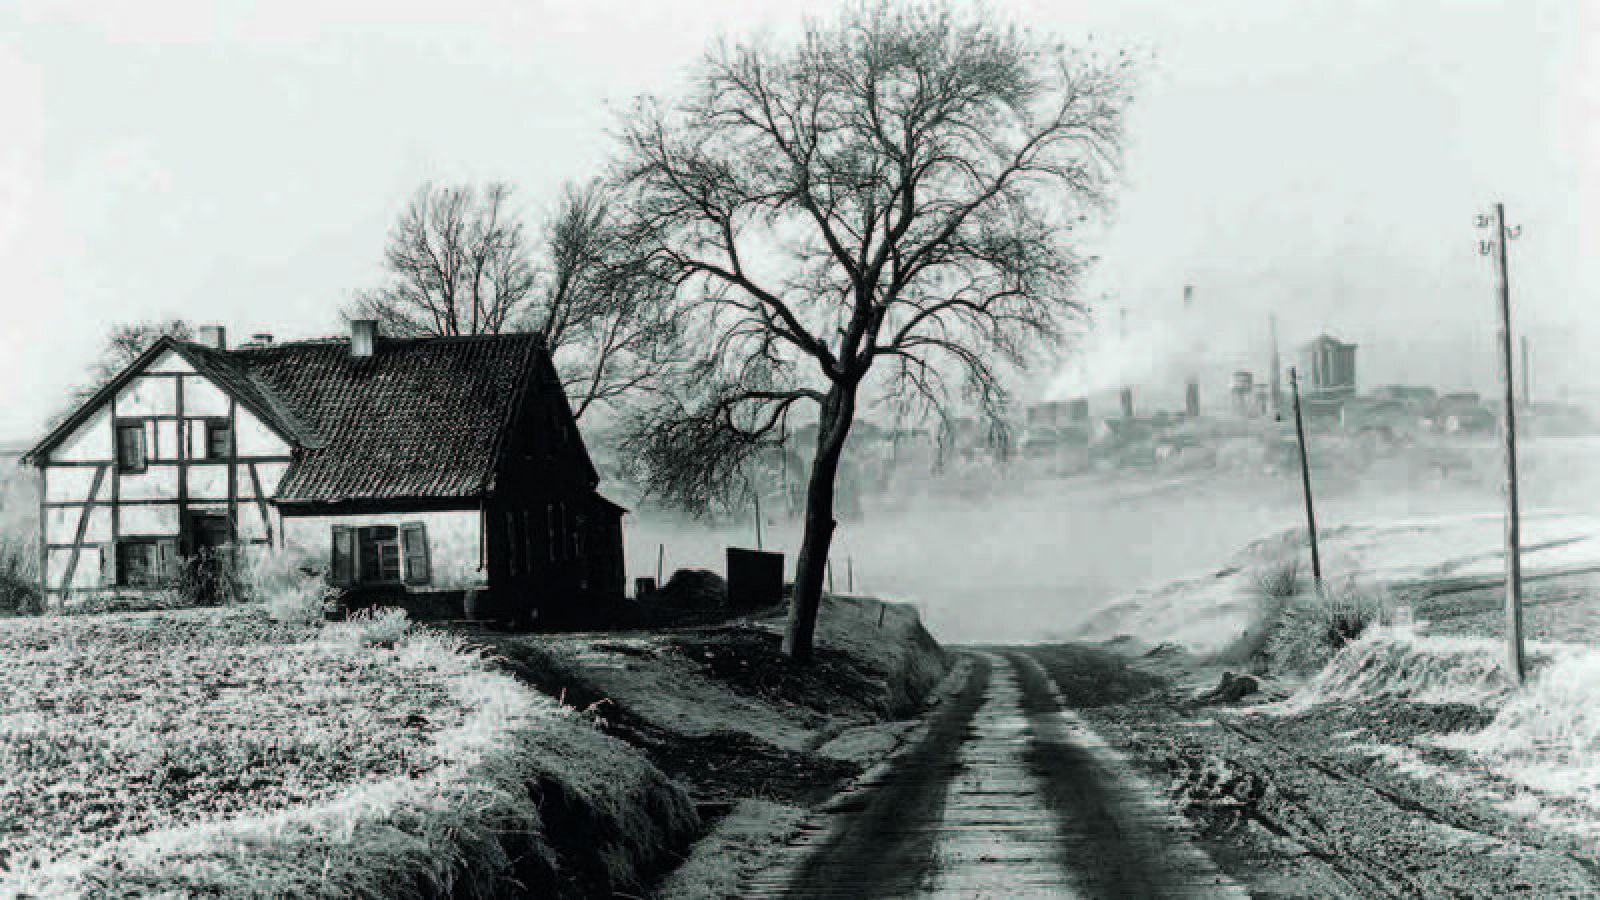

[625,436,1600,645]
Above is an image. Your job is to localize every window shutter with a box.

[101,542,117,587]
[330,526,356,586]
[401,523,430,586]
[156,539,179,583]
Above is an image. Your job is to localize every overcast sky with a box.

[1,0,1592,443]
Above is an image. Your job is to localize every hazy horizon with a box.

[3,0,1593,444]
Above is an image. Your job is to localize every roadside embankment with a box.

[466,593,951,898]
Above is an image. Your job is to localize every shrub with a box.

[251,547,337,625]
[337,605,413,646]
[170,546,250,607]
[265,579,339,625]
[1267,576,1393,674]
[1251,556,1302,601]
[0,534,40,614]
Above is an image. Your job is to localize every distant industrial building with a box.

[1026,399,1089,428]
[1299,334,1358,398]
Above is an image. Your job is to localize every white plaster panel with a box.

[154,420,179,460]
[119,468,179,501]
[45,466,99,502]
[183,376,229,417]
[188,464,228,500]
[146,349,195,374]
[48,546,105,590]
[120,503,180,536]
[252,462,288,498]
[53,407,112,462]
[236,408,290,456]
[47,506,81,539]
[238,508,269,541]
[187,420,207,459]
[115,375,176,417]
[236,467,257,499]
[280,509,485,590]
[82,507,110,543]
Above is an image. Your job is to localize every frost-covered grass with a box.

[0,605,696,897]
[1274,630,1600,831]
[1436,648,1600,814]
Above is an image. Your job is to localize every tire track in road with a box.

[756,654,995,898]
[1007,649,1248,898]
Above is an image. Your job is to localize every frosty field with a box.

[0,605,696,898]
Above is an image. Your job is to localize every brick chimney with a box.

[350,319,377,358]
[197,325,226,350]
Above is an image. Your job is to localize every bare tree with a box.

[353,182,535,338]
[353,180,675,419]
[534,181,681,420]
[615,4,1131,660]
[94,320,193,385]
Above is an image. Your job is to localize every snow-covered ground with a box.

[1069,510,1600,657]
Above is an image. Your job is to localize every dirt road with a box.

[751,644,1600,899]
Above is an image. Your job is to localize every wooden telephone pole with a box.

[1487,202,1527,684]
[754,493,763,551]
[1289,367,1322,586]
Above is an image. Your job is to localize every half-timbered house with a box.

[22,321,626,623]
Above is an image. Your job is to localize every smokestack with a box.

[1120,387,1134,419]
[350,319,377,358]
[197,325,226,351]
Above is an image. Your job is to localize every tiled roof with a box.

[196,334,545,503]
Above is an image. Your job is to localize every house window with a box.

[330,524,428,586]
[203,419,232,460]
[115,423,147,473]
[114,539,174,587]
[358,526,403,583]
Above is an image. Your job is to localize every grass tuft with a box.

[1266,576,1393,674]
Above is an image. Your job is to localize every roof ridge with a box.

[216,331,541,354]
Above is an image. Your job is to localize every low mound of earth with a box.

[0,606,697,899]
[463,594,950,895]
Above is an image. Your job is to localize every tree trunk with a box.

[783,385,857,662]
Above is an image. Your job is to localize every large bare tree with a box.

[353,180,675,419]
[615,4,1131,660]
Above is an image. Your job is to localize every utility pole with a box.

[1269,313,1283,421]
[1184,285,1201,418]
[1521,335,1531,408]
[1484,202,1526,684]
[754,492,763,551]
[1289,367,1322,586]
[1119,306,1135,419]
